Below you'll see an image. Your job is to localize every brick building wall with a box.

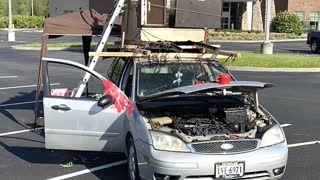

[287,0,320,21]
[242,0,304,31]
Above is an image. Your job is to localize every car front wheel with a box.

[128,138,140,180]
[311,40,320,54]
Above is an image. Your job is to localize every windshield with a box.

[136,60,229,98]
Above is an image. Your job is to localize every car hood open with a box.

[138,81,274,102]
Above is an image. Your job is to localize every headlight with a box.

[150,131,190,152]
[261,125,285,147]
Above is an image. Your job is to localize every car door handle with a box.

[51,104,71,111]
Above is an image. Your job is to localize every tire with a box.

[127,138,140,180]
[311,40,320,54]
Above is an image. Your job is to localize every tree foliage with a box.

[33,0,49,17]
[272,12,304,35]
[0,15,44,28]
[0,0,8,16]
[0,0,48,17]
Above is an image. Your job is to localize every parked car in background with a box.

[307,31,320,54]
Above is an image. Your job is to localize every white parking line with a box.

[0,127,44,137]
[0,100,43,107]
[47,160,128,180]
[0,76,18,79]
[0,83,60,90]
[288,141,320,148]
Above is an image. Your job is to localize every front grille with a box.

[241,171,270,179]
[190,140,259,154]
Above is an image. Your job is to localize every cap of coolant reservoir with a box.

[217,73,231,85]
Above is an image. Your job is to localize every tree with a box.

[272,12,304,35]
[12,0,31,15]
[0,0,8,16]
[34,0,48,17]
[0,0,48,16]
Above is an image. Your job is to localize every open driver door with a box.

[41,57,129,152]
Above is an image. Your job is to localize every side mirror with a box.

[98,95,114,108]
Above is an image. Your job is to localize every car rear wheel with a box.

[311,40,320,54]
[128,138,140,180]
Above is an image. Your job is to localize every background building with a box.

[49,0,320,31]
[285,0,320,30]
[227,0,320,31]
[222,0,259,31]
[49,0,114,16]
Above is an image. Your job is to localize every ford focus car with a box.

[41,56,288,180]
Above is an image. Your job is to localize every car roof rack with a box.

[89,41,238,61]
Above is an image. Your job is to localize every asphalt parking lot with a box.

[0,31,320,180]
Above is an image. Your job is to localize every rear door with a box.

[42,58,128,152]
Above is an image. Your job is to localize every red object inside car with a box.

[217,73,231,85]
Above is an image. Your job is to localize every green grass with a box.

[18,43,320,68]
[221,52,320,68]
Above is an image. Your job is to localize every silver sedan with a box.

[41,57,288,180]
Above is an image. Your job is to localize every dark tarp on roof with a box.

[40,9,122,61]
[43,9,121,36]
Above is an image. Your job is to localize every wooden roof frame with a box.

[89,43,239,60]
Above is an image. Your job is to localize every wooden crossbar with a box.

[89,52,238,60]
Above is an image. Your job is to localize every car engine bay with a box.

[138,91,272,143]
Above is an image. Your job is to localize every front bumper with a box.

[136,140,288,180]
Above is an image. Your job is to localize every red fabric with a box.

[102,79,133,115]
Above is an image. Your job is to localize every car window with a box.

[107,59,118,79]
[108,58,125,84]
[137,61,229,97]
[121,62,133,98]
[46,62,105,100]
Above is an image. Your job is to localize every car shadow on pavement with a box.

[0,90,42,129]
[0,138,129,179]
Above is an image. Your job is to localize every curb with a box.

[1,28,43,32]
[210,39,307,43]
[228,66,320,72]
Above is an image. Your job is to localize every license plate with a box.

[215,162,245,179]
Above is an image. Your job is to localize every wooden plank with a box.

[89,52,148,57]
[89,52,238,60]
